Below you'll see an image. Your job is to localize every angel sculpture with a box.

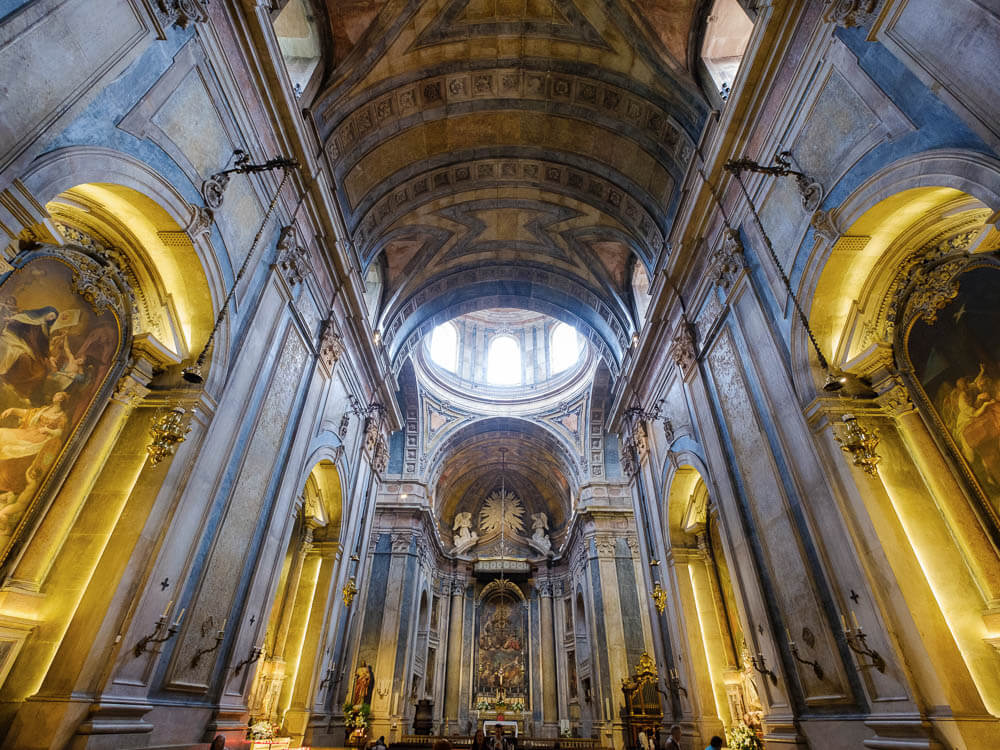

[452,511,479,553]
[529,512,552,555]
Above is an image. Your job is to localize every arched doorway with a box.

[250,459,343,741]
[806,174,1000,739]
[664,465,761,744]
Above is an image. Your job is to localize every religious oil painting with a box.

[475,589,529,705]
[0,256,122,561]
[906,264,1000,516]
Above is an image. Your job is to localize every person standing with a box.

[664,725,683,750]
[703,738,723,750]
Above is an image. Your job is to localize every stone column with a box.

[443,579,466,732]
[539,580,559,734]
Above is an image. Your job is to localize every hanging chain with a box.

[192,167,294,370]
[730,171,830,372]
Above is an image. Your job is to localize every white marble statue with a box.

[452,511,479,553]
[529,512,552,555]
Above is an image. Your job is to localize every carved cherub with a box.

[452,511,479,553]
[529,512,552,555]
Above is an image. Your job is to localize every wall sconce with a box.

[835,414,881,476]
[377,678,391,699]
[190,618,227,668]
[651,582,667,614]
[785,627,824,680]
[750,652,778,686]
[134,601,185,657]
[666,668,687,698]
[234,644,264,676]
[319,667,335,691]
[147,406,193,465]
[841,612,886,673]
[343,577,358,607]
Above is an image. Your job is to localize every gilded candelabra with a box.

[147,406,192,465]
[835,414,881,476]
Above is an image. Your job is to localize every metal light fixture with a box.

[147,406,193,465]
[724,153,845,392]
[835,414,881,476]
[183,154,299,384]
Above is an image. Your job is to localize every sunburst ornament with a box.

[480,490,525,537]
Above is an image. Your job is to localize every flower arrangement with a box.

[343,701,372,729]
[726,723,763,750]
[249,721,276,740]
[475,698,494,711]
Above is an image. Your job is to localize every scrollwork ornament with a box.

[320,320,345,370]
[876,375,915,417]
[275,225,312,286]
[823,0,884,28]
[157,0,209,30]
[71,254,128,314]
[811,209,839,243]
[200,172,230,210]
[711,228,746,289]
[670,324,697,374]
[903,258,966,326]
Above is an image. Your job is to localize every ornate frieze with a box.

[275,225,312,286]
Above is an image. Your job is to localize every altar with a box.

[483,720,519,737]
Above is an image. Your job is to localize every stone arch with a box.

[793,148,1000,398]
[20,146,225,384]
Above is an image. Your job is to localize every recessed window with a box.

[700,0,753,100]
[632,262,651,323]
[363,263,382,325]
[551,322,582,373]
[274,0,322,97]
[429,322,458,371]
[487,335,521,385]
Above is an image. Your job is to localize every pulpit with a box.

[620,653,664,750]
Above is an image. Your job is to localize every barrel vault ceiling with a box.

[312,0,709,374]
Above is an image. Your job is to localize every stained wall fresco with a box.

[907,263,1000,516]
[475,588,529,706]
[0,254,122,561]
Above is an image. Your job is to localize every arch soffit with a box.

[794,149,1000,396]
[426,416,582,499]
[303,458,344,540]
[20,146,228,384]
[661,455,713,546]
